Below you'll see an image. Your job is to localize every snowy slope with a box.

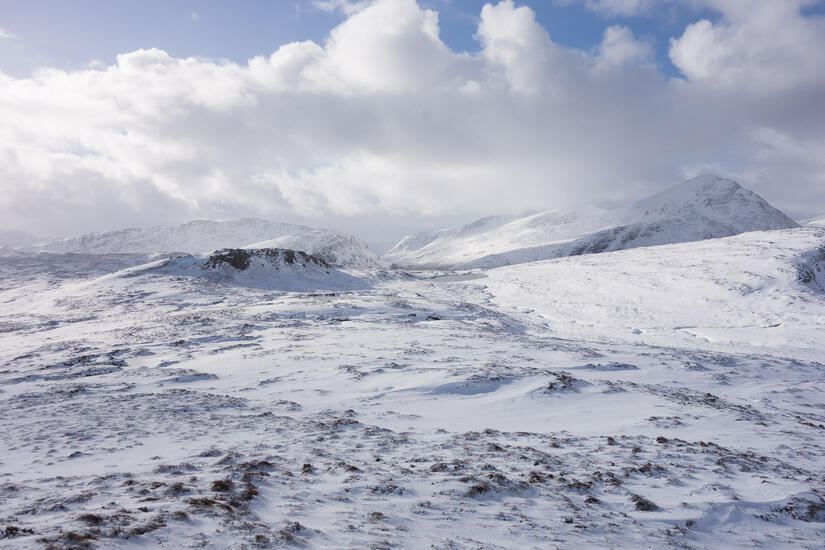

[14,218,379,267]
[1,226,825,548]
[385,175,799,269]
[482,226,825,357]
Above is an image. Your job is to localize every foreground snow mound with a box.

[14,218,379,267]
[385,175,799,269]
[137,248,369,291]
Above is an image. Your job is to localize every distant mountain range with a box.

[6,219,379,268]
[383,175,800,269]
[0,229,37,248]
[0,175,812,272]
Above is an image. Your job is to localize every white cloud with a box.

[595,25,653,69]
[0,0,823,239]
[307,0,461,93]
[669,0,825,94]
[476,0,560,94]
[0,26,17,40]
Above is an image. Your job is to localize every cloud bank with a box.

[1,0,823,238]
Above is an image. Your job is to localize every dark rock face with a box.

[203,248,329,271]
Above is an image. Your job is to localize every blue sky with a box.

[1,0,718,78]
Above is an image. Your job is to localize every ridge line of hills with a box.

[2,175,821,272]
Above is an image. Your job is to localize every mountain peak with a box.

[682,174,740,189]
[629,175,797,231]
[633,174,742,208]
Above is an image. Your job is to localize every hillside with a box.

[384,175,799,269]
[14,218,379,268]
[479,226,825,356]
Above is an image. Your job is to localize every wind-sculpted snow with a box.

[10,218,380,268]
[1,228,825,548]
[385,175,799,269]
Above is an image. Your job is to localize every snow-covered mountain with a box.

[132,248,369,291]
[385,175,799,269]
[14,219,379,268]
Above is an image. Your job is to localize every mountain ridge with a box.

[8,218,380,268]
[384,175,799,269]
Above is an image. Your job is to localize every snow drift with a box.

[385,175,799,269]
[11,218,379,268]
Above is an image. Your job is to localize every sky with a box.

[1,0,824,243]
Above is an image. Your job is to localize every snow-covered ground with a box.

[483,227,825,360]
[384,176,799,269]
[1,228,824,548]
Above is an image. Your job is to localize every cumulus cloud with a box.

[0,27,17,40]
[0,0,823,239]
[595,25,653,69]
[669,0,825,94]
